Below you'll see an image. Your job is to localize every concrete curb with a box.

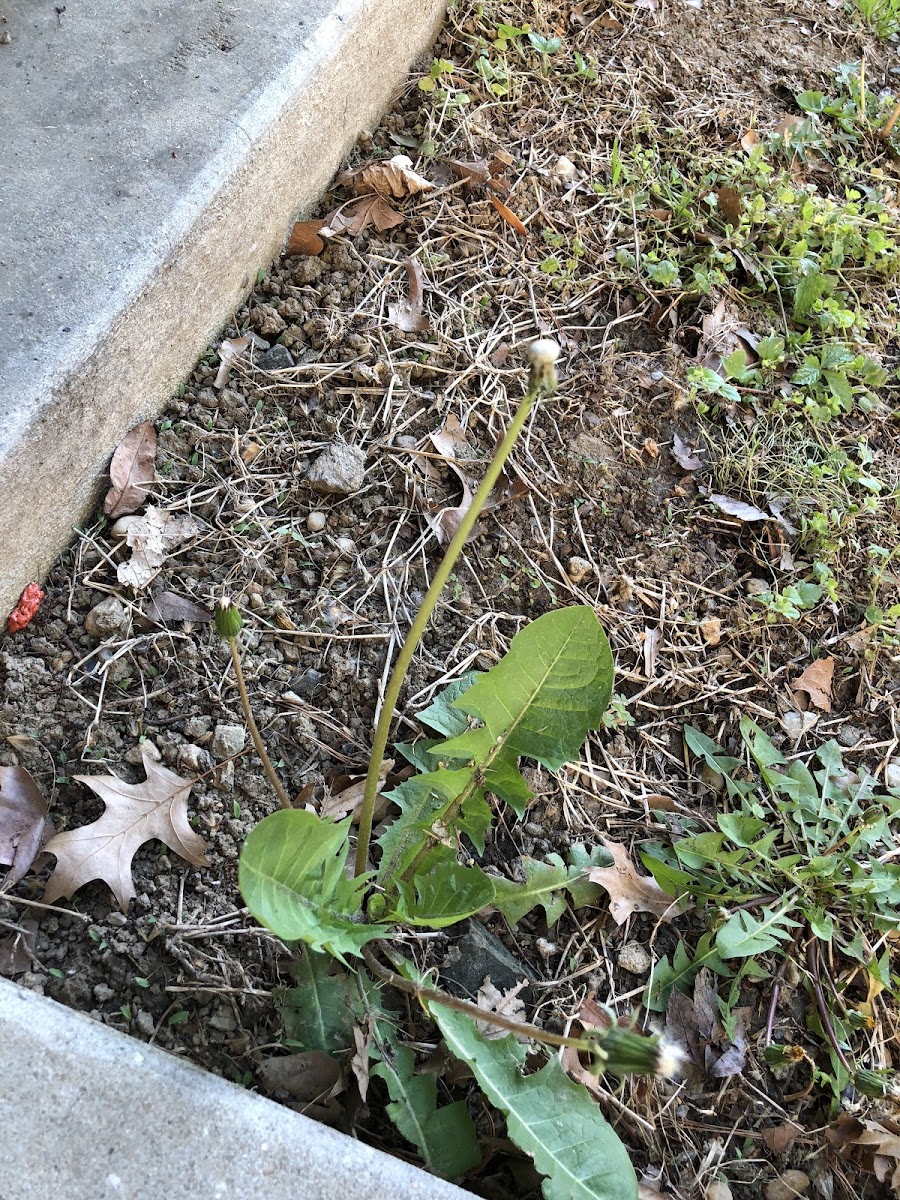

[0,978,472,1199]
[0,0,446,617]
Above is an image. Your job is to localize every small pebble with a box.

[885,760,900,791]
[212,724,246,760]
[306,442,366,495]
[179,744,211,773]
[93,983,116,1003]
[334,535,355,556]
[705,1183,733,1200]
[307,511,327,533]
[837,724,862,748]
[746,577,770,596]
[209,1007,238,1032]
[84,596,129,639]
[135,1010,156,1037]
[764,1171,810,1200]
[567,555,592,585]
[552,155,577,180]
[700,616,722,646]
[617,941,651,975]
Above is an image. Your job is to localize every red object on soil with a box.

[6,583,45,633]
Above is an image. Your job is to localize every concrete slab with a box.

[0,978,472,1199]
[0,0,445,618]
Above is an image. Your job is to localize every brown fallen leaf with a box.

[665,967,749,1080]
[0,918,38,977]
[214,333,266,389]
[287,218,325,257]
[715,185,742,227]
[104,422,157,518]
[489,193,529,238]
[740,128,761,152]
[447,156,492,185]
[43,743,209,910]
[704,491,771,523]
[792,656,835,713]
[671,432,705,471]
[388,258,430,334]
[761,1121,804,1155]
[338,154,434,199]
[589,836,680,925]
[427,413,479,544]
[319,759,393,823]
[142,591,212,626]
[257,1050,343,1101]
[0,765,51,888]
[320,195,405,238]
[112,506,204,591]
[774,114,805,143]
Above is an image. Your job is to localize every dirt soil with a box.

[2,0,899,1197]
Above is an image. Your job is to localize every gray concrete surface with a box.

[0,978,472,1199]
[0,0,445,619]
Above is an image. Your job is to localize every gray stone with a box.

[305,443,367,495]
[886,760,900,792]
[0,979,467,1199]
[0,0,446,618]
[83,596,129,639]
[441,919,535,1000]
[255,344,295,371]
[837,724,863,748]
[290,667,323,699]
[617,941,651,975]
[212,723,246,760]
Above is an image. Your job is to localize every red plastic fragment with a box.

[6,583,45,633]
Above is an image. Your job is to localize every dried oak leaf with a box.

[589,837,680,925]
[142,591,212,626]
[0,765,51,887]
[338,154,433,199]
[475,978,528,1040]
[427,412,479,544]
[388,258,430,334]
[113,505,204,591]
[104,421,157,518]
[43,744,209,910]
[791,657,835,713]
[671,432,705,472]
[257,1050,343,1101]
[320,195,404,238]
[319,758,393,824]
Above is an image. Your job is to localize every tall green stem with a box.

[353,354,556,877]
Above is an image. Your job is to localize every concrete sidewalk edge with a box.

[0,978,472,1199]
[0,0,446,617]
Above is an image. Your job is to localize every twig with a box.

[227,638,291,809]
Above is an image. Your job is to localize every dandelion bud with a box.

[587,1023,684,1078]
[527,338,561,394]
[214,597,243,640]
[852,1068,900,1099]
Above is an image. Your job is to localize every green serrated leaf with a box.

[281,947,357,1053]
[393,853,496,927]
[566,843,611,909]
[416,673,481,737]
[793,269,830,318]
[716,901,802,958]
[239,810,390,960]
[446,607,613,771]
[430,1007,637,1200]
[376,768,474,884]
[492,854,575,927]
[370,1031,481,1178]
